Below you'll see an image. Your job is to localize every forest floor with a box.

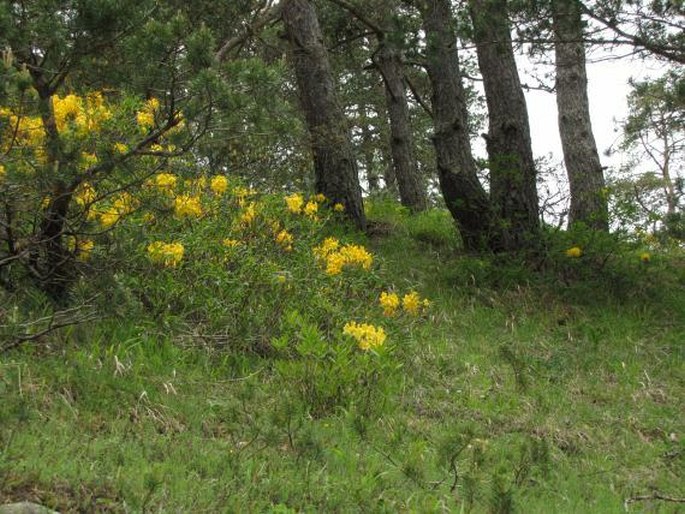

[1,203,683,513]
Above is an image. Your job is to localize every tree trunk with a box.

[419,0,493,251]
[553,0,609,231]
[282,0,365,229]
[360,110,380,194]
[375,42,427,212]
[469,0,539,251]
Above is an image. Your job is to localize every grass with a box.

[1,202,683,513]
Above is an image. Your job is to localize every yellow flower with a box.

[174,194,203,219]
[223,238,241,248]
[113,142,128,154]
[147,241,184,268]
[239,202,258,226]
[339,244,373,270]
[313,237,340,260]
[136,97,160,132]
[565,246,582,258]
[313,193,326,203]
[343,321,387,351]
[303,200,318,218]
[76,239,94,261]
[275,230,294,252]
[333,203,345,212]
[0,164,5,181]
[74,182,96,207]
[154,173,177,192]
[99,207,120,228]
[210,175,229,195]
[640,252,651,263]
[325,252,346,276]
[285,193,304,214]
[379,291,400,316]
[402,291,422,315]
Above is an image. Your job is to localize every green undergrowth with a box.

[1,199,683,513]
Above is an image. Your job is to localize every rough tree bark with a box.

[553,0,609,231]
[281,0,366,229]
[375,42,427,212]
[469,0,540,251]
[419,0,493,251]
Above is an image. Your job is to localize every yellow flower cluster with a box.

[285,193,304,214]
[67,237,95,262]
[379,291,400,316]
[154,173,178,192]
[74,182,96,207]
[210,175,229,195]
[136,97,160,132]
[285,192,328,217]
[333,203,345,212]
[640,252,651,263]
[565,246,582,258]
[401,291,431,316]
[313,237,373,276]
[53,92,111,135]
[343,321,387,351]
[0,164,5,181]
[99,192,138,228]
[147,241,184,268]
[303,200,318,219]
[223,238,241,249]
[174,194,203,219]
[275,229,294,252]
[379,290,430,316]
[239,202,258,226]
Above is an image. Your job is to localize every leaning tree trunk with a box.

[553,0,609,231]
[469,0,539,251]
[419,0,493,251]
[375,42,427,212]
[282,0,365,229]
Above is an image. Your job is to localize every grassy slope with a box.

[1,206,683,513]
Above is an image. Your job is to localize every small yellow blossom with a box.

[333,203,345,212]
[313,193,326,203]
[313,237,340,260]
[223,238,241,249]
[402,291,422,315]
[76,239,94,261]
[136,97,160,132]
[285,193,304,214]
[99,207,120,228]
[640,252,651,263]
[379,291,400,316]
[174,194,203,219]
[339,244,373,271]
[275,230,294,252]
[565,246,583,258]
[303,200,318,218]
[154,173,177,192]
[239,202,258,226]
[147,241,184,268]
[343,321,387,351]
[74,182,96,207]
[210,175,229,195]
[0,164,5,181]
[113,142,128,154]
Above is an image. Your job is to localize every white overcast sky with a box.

[520,49,668,173]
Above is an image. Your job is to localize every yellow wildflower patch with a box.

[174,194,203,219]
[147,241,184,268]
[210,175,229,195]
[285,193,304,214]
[343,321,387,351]
[275,230,294,252]
[379,291,400,316]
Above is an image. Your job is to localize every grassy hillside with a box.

[1,196,683,513]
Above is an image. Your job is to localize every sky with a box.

[521,49,668,173]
